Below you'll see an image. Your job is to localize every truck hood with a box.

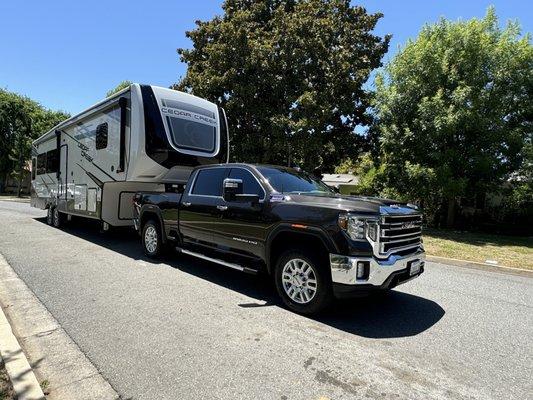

[285,193,416,215]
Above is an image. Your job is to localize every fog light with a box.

[356,261,369,279]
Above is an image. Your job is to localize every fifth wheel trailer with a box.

[31,83,229,228]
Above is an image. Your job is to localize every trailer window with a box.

[37,153,46,175]
[46,149,59,173]
[166,116,216,153]
[96,123,108,150]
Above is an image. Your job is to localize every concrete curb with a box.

[0,253,119,400]
[0,306,46,400]
[426,255,532,275]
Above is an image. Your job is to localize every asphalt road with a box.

[0,201,531,400]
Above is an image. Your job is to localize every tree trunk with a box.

[16,169,22,198]
[446,196,456,228]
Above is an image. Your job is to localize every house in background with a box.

[321,173,359,195]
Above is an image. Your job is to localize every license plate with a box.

[409,260,421,276]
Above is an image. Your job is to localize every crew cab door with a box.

[213,167,269,263]
[179,167,229,248]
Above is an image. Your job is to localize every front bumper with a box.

[329,249,425,298]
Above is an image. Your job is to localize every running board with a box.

[176,247,258,275]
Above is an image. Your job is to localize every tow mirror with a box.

[223,178,242,202]
[223,178,260,204]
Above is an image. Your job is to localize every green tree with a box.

[0,89,68,196]
[176,0,389,170]
[372,8,532,227]
[106,81,132,97]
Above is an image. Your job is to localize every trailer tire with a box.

[46,206,54,225]
[52,207,62,228]
[274,249,333,315]
[142,219,162,258]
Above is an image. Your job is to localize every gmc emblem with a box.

[402,221,417,229]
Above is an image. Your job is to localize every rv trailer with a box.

[31,83,229,228]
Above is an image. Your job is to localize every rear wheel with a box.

[46,206,54,225]
[274,249,333,315]
[142,220,162,258]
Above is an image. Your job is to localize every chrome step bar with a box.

[175,247,258,274]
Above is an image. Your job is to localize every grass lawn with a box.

[423,228,533,270]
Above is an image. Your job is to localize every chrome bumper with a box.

[330,249,425,286]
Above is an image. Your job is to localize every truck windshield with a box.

[257,166,334,195]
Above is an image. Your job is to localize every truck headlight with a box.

[338,214,367,241]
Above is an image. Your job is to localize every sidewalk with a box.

[0,253,119,400]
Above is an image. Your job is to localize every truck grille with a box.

[378,213,422,256]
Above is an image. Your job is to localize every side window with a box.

[36,153,46,175]
[96,122,108,150]
[228,168,265,199]
[191,168,228,196]
[31,158,36,180]
[46,149,59,173]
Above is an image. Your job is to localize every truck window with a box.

[96,122,108,150]
[36,153,46,175]
[228,168,265,199]
[191,168,228,197]
[46,149,59,173]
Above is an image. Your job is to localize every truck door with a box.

[213,167,268,263]
[179,167,229,248]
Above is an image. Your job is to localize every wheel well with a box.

[268,231,330,275]
[140,211,165,242]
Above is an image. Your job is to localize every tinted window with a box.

[37,153,46,175]
[166,116,216,152]
[257,166,333,194]
[228,168,265,199]
[96,123,108,150]
[46,149,59,173]
[191,168,228,196]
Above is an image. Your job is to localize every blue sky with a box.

[0,1,530,115]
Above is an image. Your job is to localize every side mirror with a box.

[223,178,261,204]
[223,178,242,202]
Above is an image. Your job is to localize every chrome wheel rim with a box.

[144,226,158,254]
[53,208,59,226]
[281,258,318,304]
[47,208,53,224]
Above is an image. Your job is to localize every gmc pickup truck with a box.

[132,163,425,314]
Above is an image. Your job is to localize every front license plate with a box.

[409,260,421,276]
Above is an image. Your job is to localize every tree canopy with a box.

[370,8,532,226]
[106,81,133,97]
[176,0,389,170]
[0,89,68,195]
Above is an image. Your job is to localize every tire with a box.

[52,207,62,228]
[274,249,333,315]
[46,206,54,225]
[142,219,162,258]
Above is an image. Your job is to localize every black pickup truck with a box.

[132,163,425,314]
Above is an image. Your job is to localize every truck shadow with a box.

[35,217,445,339]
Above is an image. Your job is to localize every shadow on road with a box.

[35,217,445,338]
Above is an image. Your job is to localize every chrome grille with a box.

[378,213,422,256]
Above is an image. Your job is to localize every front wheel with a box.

[142,220,162,258]
[52,207,62,228]
[274,250,333,315]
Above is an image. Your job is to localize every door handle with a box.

[182,201,191,207]
[217,205,228,211]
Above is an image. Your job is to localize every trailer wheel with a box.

[46,206,54,225]
[274,249,333,315]
[142,219,162,258]
[52,207,62,228]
